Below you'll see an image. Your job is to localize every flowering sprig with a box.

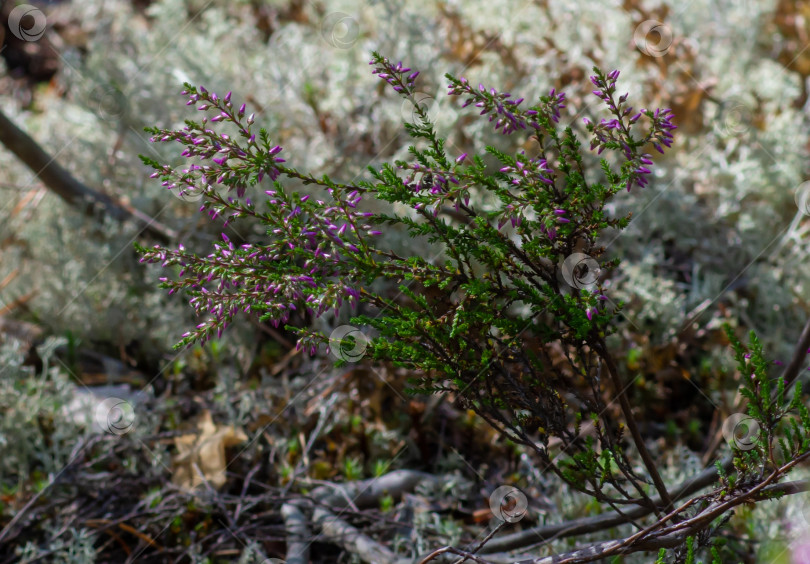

[584,68,677,191]
[370,58,419,93]
[141,83,292,231]
[137,85,399,346]
[446,76,567,135]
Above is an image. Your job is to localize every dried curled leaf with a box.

[172,410,248,491]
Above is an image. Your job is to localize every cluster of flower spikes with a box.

[446,77,567,135]
[373,58,678,330]
[139,85,380,350]
[584,69,677,191]
[445,67,676,195]
[141,55,677,350]
[371,55,574,242]
[150,86,288,207]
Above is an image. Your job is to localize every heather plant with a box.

[135,52,810,561]
[2,1,809,561]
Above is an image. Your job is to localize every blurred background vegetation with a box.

[1,0,809,562]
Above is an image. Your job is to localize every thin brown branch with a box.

[0,108,177,243]
[596,338,674,513]
[494,475,810,564]
[449,522,508,564]
[479,449,727,554]
[419,546,496,564]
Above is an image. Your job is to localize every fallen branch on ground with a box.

[0,108,177,242]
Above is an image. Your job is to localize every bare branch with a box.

[313,507,401,564]
[281,502,310,564]
[0,108,177,242]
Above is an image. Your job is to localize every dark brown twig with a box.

[596,339,674,513]
[0,108,177,243]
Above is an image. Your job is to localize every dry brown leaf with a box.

[171,410,248,491]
